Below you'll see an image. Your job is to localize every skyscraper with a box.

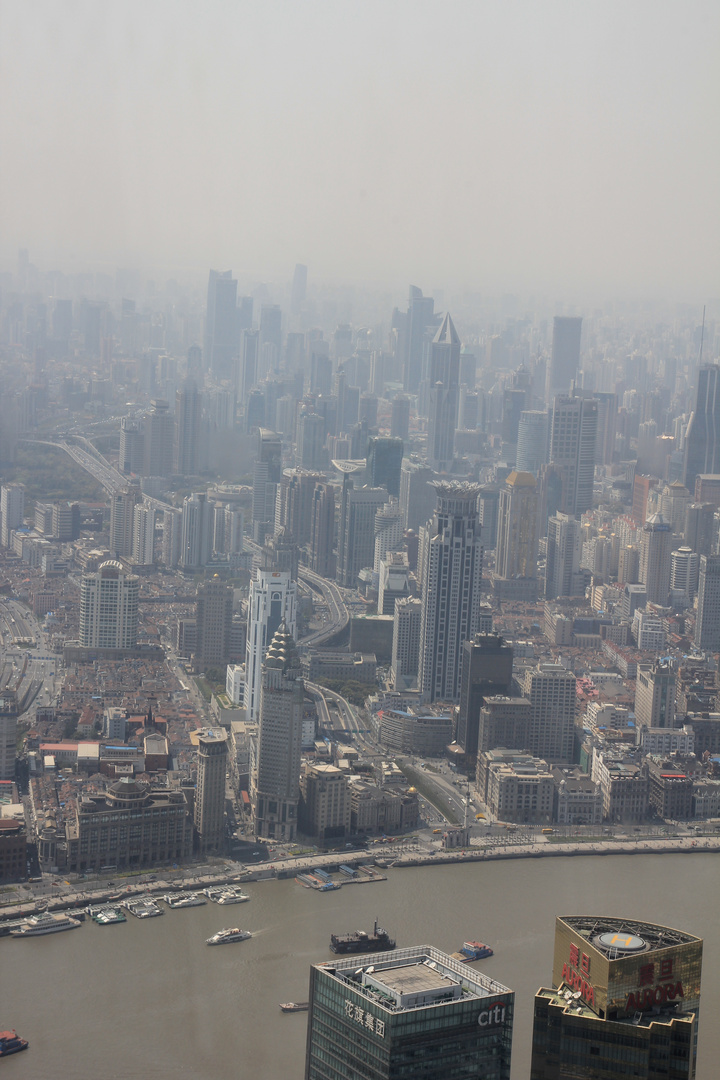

[195,576,233,669]
[639,513,672,606]
[427,313,461,472]
[143,399,174,477]
[391,597,422,690]
[521,663,576,764]
[531,916,702,1080]
[336,483,387,588]
[683,364,720,488]
[239,328,260,406]
[390,395,411,440]
[634,660,676,731]
[131,503,155,567]
[516,410,549,474]
[399,459,436,531]
[545,513,584,599]
[305,945,514,1080]
[194,728,228,854]
[366,436,403,497]
[493,471,539,599]
[398,285,439,394]
[174,380,202,476]
[245,568,298,724]
[109,488,138,558]
[695,554,720,651]
[457,634,514,757]
[252,621,304,841]
[0,691,18,782]
[373,498,404,572]
[0,483,24,547]
[548,394,598,518]
[252,428,282,543]
[309,481,336,578]
[179,492,213,570]
[419,482,483,703]
[79,560,139,650]
[545,315,582,402]
[205,269,239,380]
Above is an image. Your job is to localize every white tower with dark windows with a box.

[244,567,297,724]
[79,560,139,650]
[418,482,483,703]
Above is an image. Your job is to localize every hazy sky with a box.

[2,1,719,298]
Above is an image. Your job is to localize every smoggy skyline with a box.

[2,1,719,299]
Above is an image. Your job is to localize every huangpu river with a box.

[5,852,718,1079]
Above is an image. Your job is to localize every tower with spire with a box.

[251,620,304,841]
[427,313,461,472]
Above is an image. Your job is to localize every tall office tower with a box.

[52,500,80,541]
[544,315,582,402]
[310,481,336,578]
[660,482,692,535]
[291,262,307,312]
[195,576,233,668]
[239,328,260,406]
[671,546,699,601]
[494,471,539,598]
[366,436,403,497]
[457,634,514,757]
[109,488,138,558]
[373,499,404,572]
[390,395,411,440]
[131,504,155,566]
[262,526,299,579]
[477,485,500,549]
[143,399,175,476]
[0,483,24,547]
[0,691,18,781]
[305,946,514,1080]
[458,387,479,430]
[683,364,720,487]
[418,482,483,703]
[205,269,239,380]
[399,459,436,531]
[548,394,598,517]
[336,484,388,587]
[119,417,144,474]
[193,728,228,854]
[179,492,213,570]
[521,663,576,764]
[310,350,332,396]
[695,554,720,651]
[427,313,461,472]
[391,597,422,689]
[594,391,618,465]
[501,388,528,456]
[162,507,182,568]
[684,502,715,556]
[377,552,410,615]
[252,621,304,841]
[186,343,202,378]
[359,392,378,428]
[259,304,282,377]
[277,469,323,547]
[252,428,282,543]
[174,380,202,476]
[618,544,640,584]
[531,916,702,1080]
[639,513,672,606]
[632,474,661,527]
[79,560,139,649]
[516,410,549,474]
[634,660,676,731]
[296,410,327,470]
[545,513,585,599]
[397,285,439,394]
[245,568,297,724]
[224,506,244,555]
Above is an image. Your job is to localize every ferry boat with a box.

[459,941,494,961]
[92,907,127,925]
[329,920,395,954]
[10,912,82,937]
[215,888,250,905]
[206,927,252,945]
[163,892,207,908]
[279,1001,309,1012]
[123,897,164,919]
[0,1030,29,1056]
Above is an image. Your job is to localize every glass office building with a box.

[531,916,702,1079]
[304,944,513,1079]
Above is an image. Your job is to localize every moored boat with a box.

[329,919,395,954]
[10,912,81,937]
[206,927,252,945]
[92,907,127,925]
[0,1030,29,1056]
[163,891,207,908]
[460,940,494,960]
[279,1002,309,1012]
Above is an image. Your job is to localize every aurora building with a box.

[531,916,702,1080]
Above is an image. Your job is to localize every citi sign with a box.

[478,1002,507,1027]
